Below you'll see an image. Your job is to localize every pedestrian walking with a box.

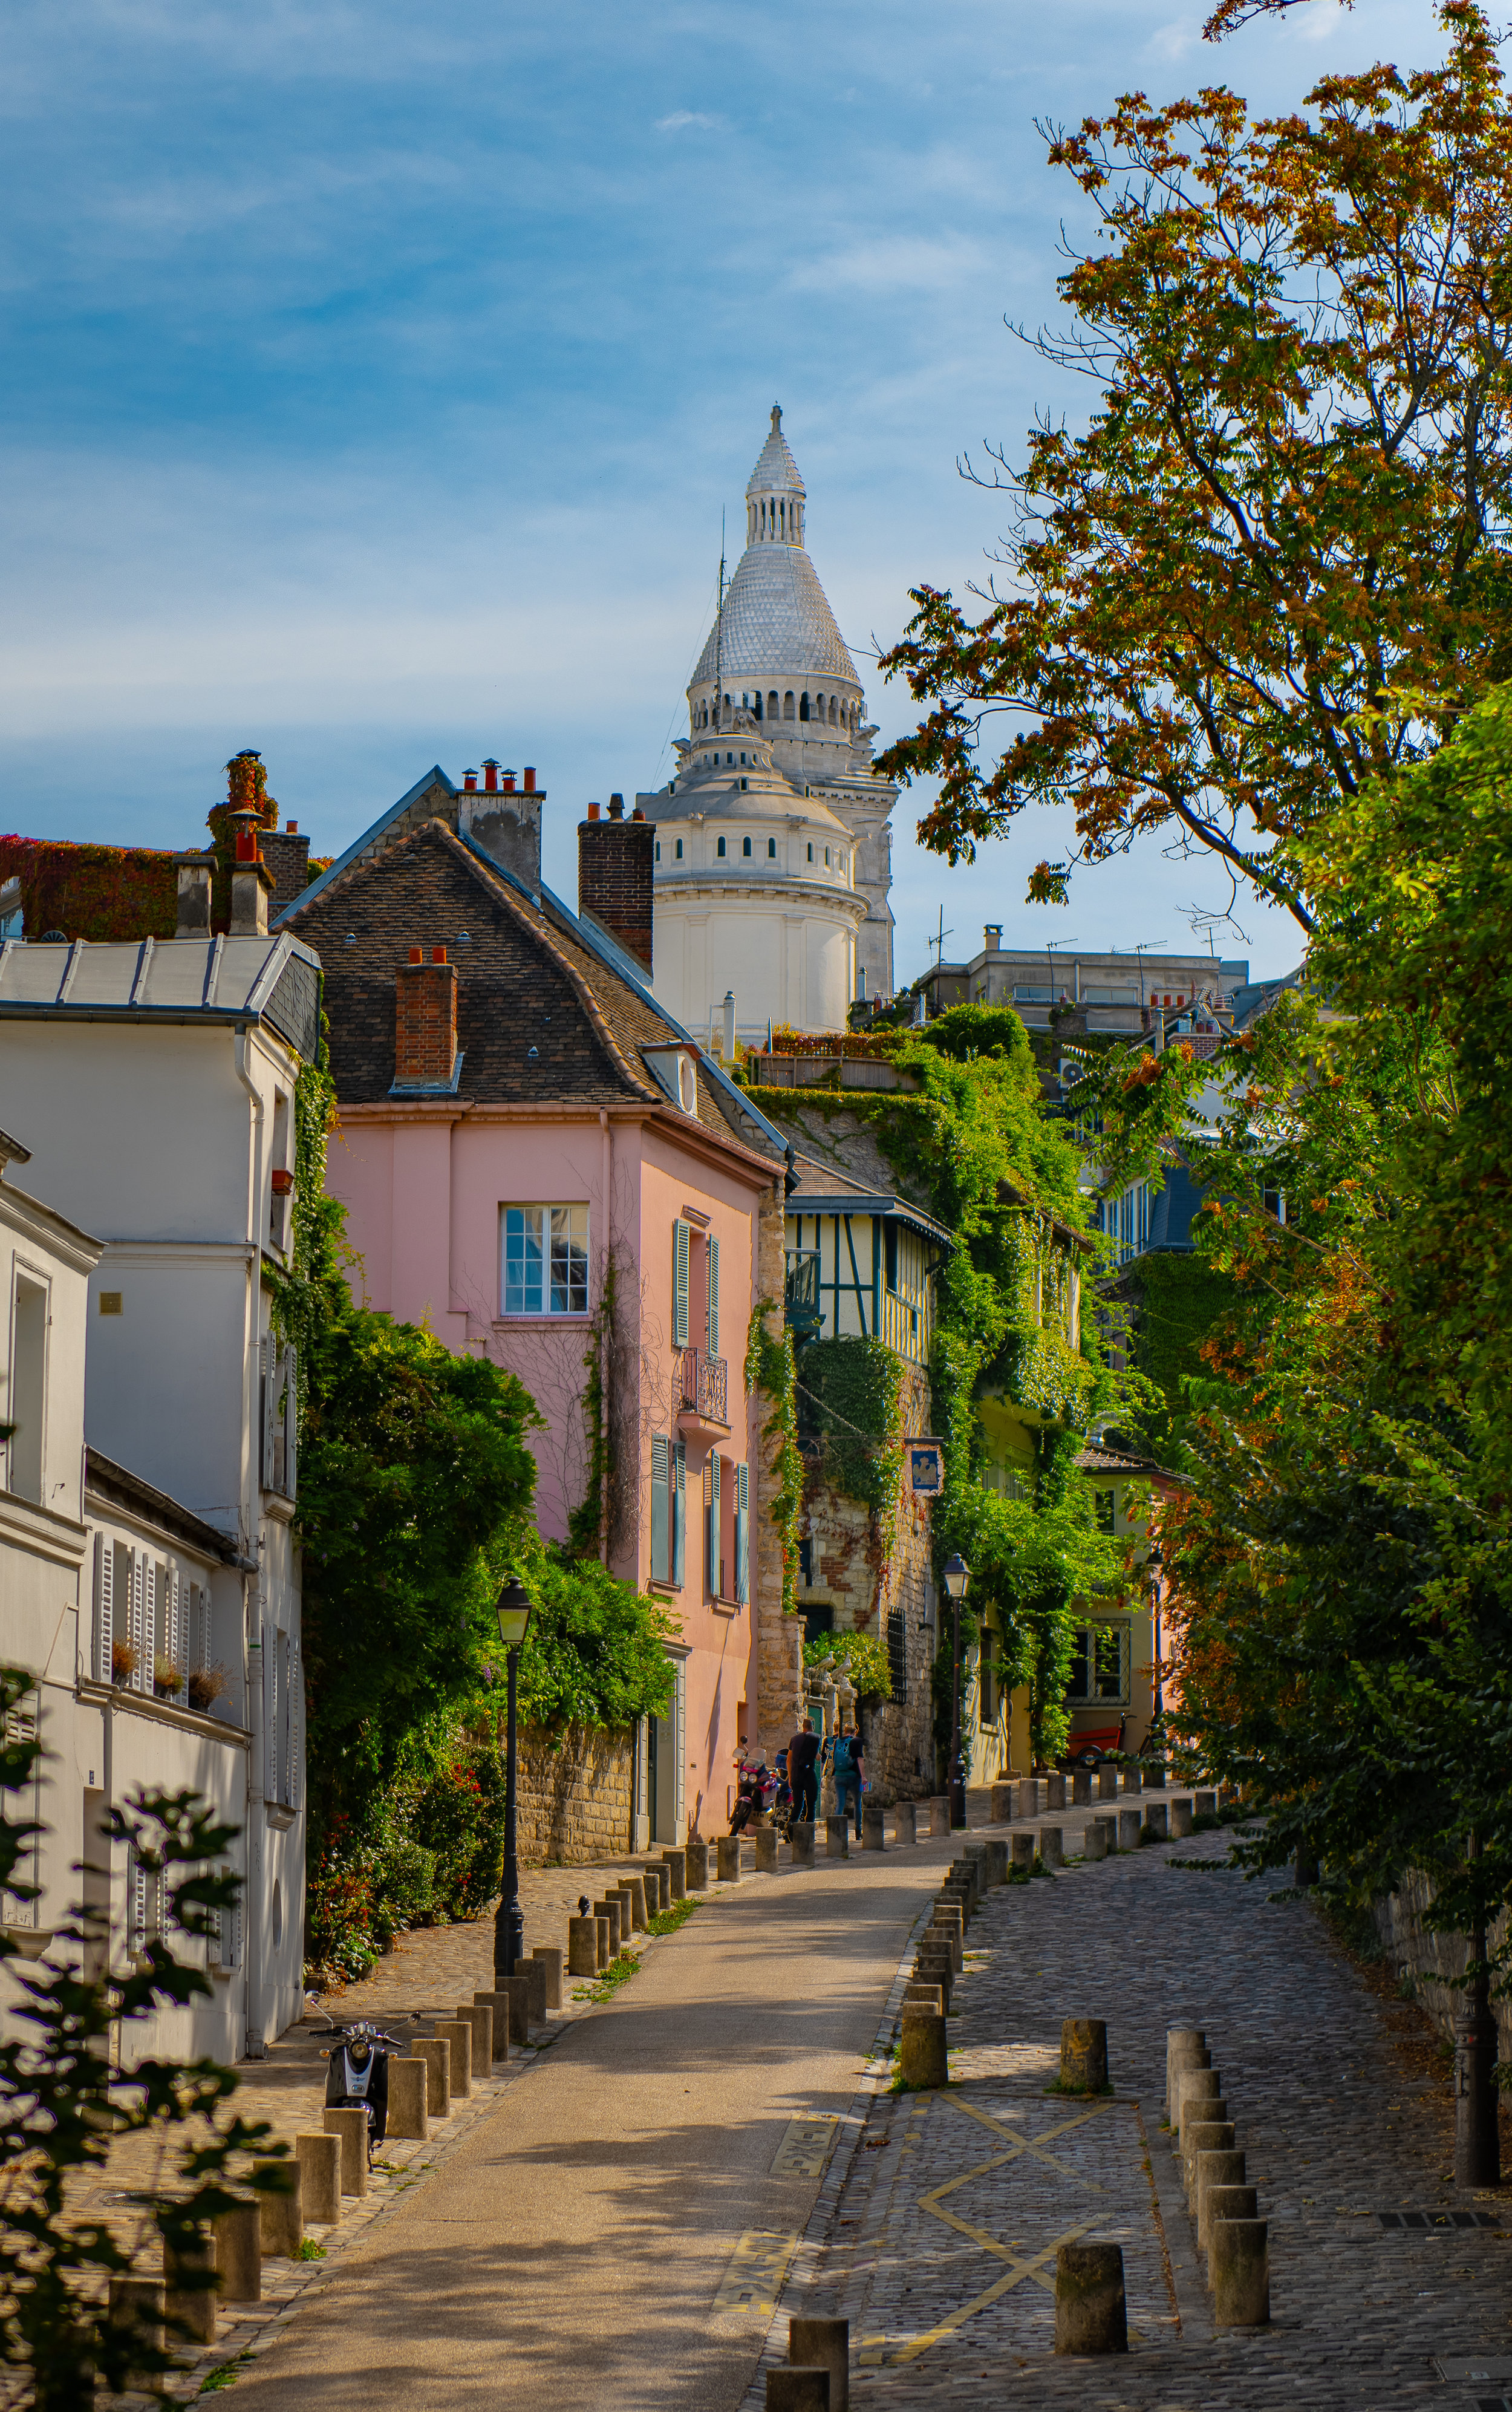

[787,1719,820,1823]
[833,1722,864,1837]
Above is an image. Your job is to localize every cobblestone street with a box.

[758,1813,1512,2412]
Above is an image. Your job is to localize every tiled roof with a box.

[1075,1445,1168,1476]
[279,817,784,1163]
[785,1147,952,1245]
[693,542,859,688]
[746,406,805,500]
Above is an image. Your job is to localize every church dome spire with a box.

[746,403,805,547]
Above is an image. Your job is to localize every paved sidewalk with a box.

[761,1818,1512,2412]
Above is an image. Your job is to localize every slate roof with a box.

[278,816,787,1164]
[0,931,322,1060]
[785,1146,951,1248]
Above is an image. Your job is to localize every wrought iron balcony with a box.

[676,1346,728,1427]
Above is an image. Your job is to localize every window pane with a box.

[504,1208,544,1314]
[550,1206,589,1315]
[1066,1627,1091,1701]
[1094,1626,1126,1700]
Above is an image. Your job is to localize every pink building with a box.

[279,768,793,1846]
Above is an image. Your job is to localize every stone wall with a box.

[1373,1870,1512,2059]
[515,1722,637,1866]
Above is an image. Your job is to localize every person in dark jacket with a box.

[833,1723,864,1836]
[787,1720,821,1822]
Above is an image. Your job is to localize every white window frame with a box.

[500,1205,591,1318]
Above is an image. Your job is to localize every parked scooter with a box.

[729,1756,774,1837]
[320,2017,400,2165]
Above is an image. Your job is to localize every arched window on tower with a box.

[816,693,825,720]
[754,691,763,719]
[800,693,810,722]
[717,836,726,857]
[829,697,839,725]
[743,836,752,857]
[768,691,780,720]
[784,691,795,720]
[767,837,777,858]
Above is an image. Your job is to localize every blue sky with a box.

[1,0,1444,986]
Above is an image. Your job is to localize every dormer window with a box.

[642,1043,700,1118]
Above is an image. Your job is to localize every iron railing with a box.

[676,1346,728,1424]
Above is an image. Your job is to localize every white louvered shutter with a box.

[131,1852,147,1955]
[288,1633,302,1811]
[736,1462,749,1605]
[129,1552,145,1690]
[650,1435,670,1583]
[282,1345,298,1501]
[143,1559,157,1692]
[707,1235,720,1357]
[169,1563,183,1697]
[260,1337,275,1491]
[94,1534,112,1683]
[262,1625,275,1801]
[672,1221,690,1348]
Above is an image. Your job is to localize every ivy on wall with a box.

[795,1335,905,1527]
[745,1311,803,1615]
[0,835,178,942]
[1115,1252,1237,1454]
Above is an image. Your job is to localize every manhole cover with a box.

[1377,2209,1498,2230]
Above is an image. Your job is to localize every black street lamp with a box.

[492,1576,534,1986]
[943,1553,969,1830]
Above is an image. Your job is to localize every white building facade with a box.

[0,913,317,2056]
[638,407,899,1039]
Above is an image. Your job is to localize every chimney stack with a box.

[463,769,478,792]
[483,760,500,793]
[395,944,458,1088]
[174,850,217,937]
[579,796,654,974]
[458,764,547,895]
[228,811,275,937]
[984,923,1003,952]
[523,767,536,793]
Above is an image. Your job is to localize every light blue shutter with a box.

[673,1221,690,1348]
[671,1442,685,1586]
[736,1463,749,1605]
[708,1235,720,1357]
[706,1451,720,1599]
[650,1435,670,1583]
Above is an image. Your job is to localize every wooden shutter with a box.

[673,1661,686,1835]
[736,1462,749,1604]
[672,1220,690,1348]
[282,1345,298,1502]
[707,1235,720,1357]
[94,1533,112,1684]
[650,1435,670,1583]
[671,1441,686,1587]
[706,1450,720,1599]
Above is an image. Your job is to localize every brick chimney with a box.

[174,850,217,936]
[579,793,654,971]
[229,812,276,937]
[395,944,458,1087]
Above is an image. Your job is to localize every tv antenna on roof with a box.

[1131,939,1168,1009]
[927,905,954,967]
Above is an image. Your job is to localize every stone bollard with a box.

[214,2203,262,2301]
[790,1820,816,1868]
[929,1918,963,1974]
[595,1898,622,1957]
[826,1816,850,1860]
[1171,1799,1194,1839]
[917,1935,956,1981]
[767,2373,829,2411]
[1082,1819,1108,1861]
[990,1782,1014,1822]
[295,2130,341,2225]
[861,1802,885,1852]
[905,1983,945,2015]
[1045,1771,1066,1811]
[387,2058,428,2142]
[324,2107,369,2197]
[532,1944,564,2009]
[1144,1802,1169,1841]
[1097,1765,1119,1801]
[1118,1810,1142,1850]
[1145,1757,1167,1788]
[755,1825,780,1873]
[411,2037,451,2120]
[1054,2241,1127,2355]
[1184,2119,1234,2206]
[790,2313,849,2412]
[1060,2018,1109,2093]
[661,1847,688,1899]
[497,1975,533,2043]
[437,2018,473,2099]
[594,1915,610,1970]
[1094,1816,1118,1856]
[717,1836,743,1883]
[1121,1765,1144,1794]
[521,1958,552,2026]
[891,1800,916,1846]
[899,2010,948,2089]
[1210,2218,1269,2325]
[979,1838,1008,1886]
[1011,1830,1035,1873]
[163,2237,217,2344]
[1039,1826,1064,1868]
[1165,2028,1208,2122]
[1174,2067,1222,2141]
[929,1796,951,1837]
[623,1874,648,1931]
[915,1964,952,2014]
[255,2153,302,2257]
[1022,1778,1046,1818]
[1194,1791,1217,1819]
[614,1881,639,1936]
[686,1840,711,1888]
[568,1915,598,1979]
[643,1862,670,1913]
[1072,1769,1092,1806]
[1197,2156,1248,2252]
[460,2001,493,2071]
[108,2274,166,2381]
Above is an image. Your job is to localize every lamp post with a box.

[943,1553,969,1830]
[492,1577,533,1986]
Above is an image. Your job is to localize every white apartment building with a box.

[0,872,317,2057]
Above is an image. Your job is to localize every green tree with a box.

[877,3,1512,931]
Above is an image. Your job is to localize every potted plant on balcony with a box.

[153,1655,183,1701]
[186,1664,227,1716]
[110,1639,138,1687]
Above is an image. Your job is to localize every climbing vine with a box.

[565,1256,615,1562]
[745,1308,803,1614]
[794,1335,905,1552]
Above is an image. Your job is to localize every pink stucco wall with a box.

[327,1098,772,1842]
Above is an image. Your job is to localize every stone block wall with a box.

[515,1722,636,1866]
[1373,1870,1512,2059]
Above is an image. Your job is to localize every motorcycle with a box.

[729,1755,775,1837]
[320,2016,400,2166]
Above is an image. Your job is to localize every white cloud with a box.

[656,109,720,132]
[788,233,986,296]
[1147,18,1200,60]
